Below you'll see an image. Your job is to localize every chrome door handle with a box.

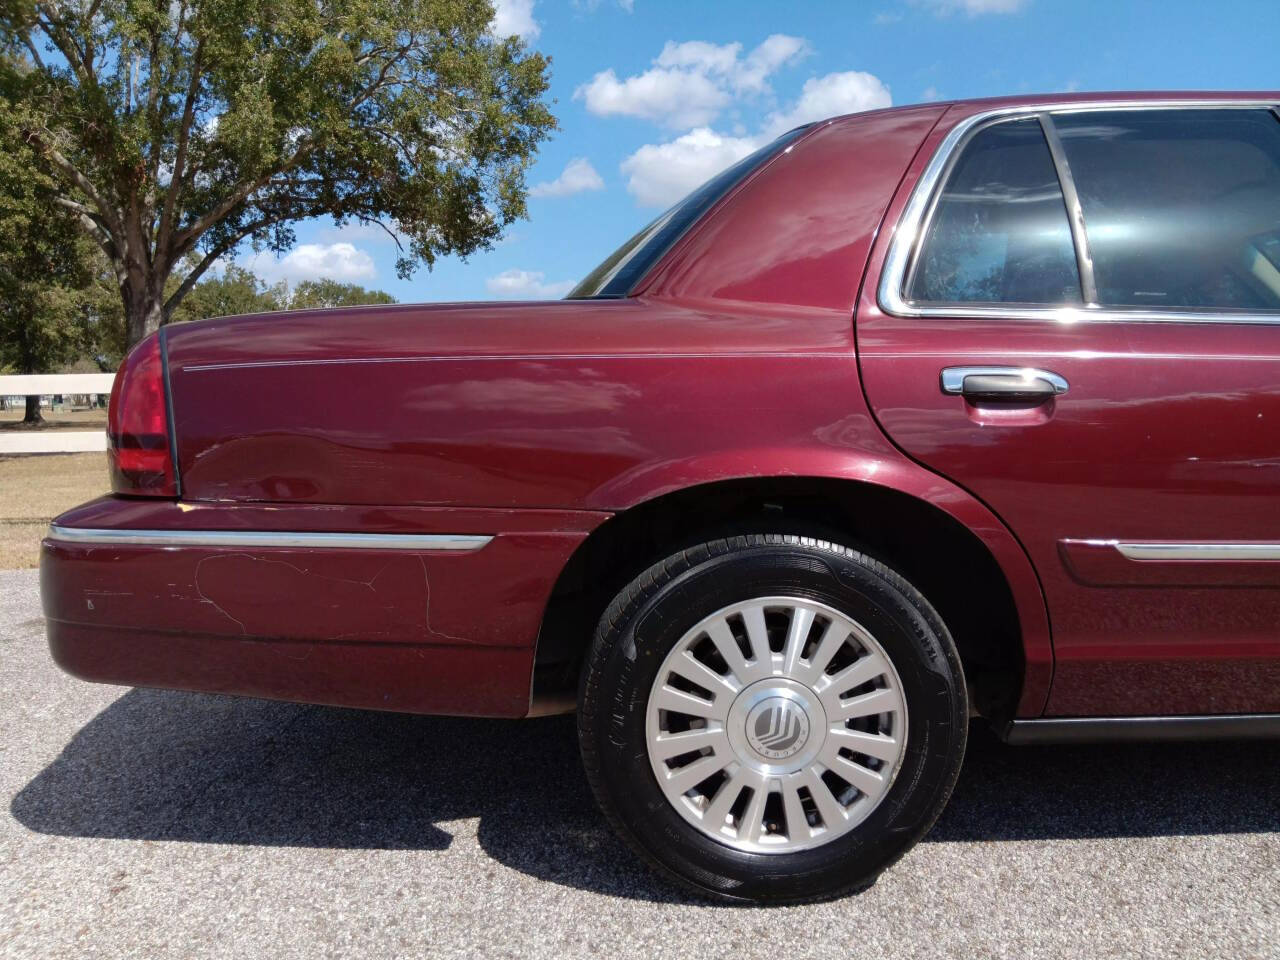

[940,366,1069,402]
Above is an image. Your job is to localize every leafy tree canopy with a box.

[170,267,397,321]
[0,103,104,419]
[288,277,396,310]
[0,0,555,346]
[172,262,287,322]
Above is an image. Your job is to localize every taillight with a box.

[107,333,178,497]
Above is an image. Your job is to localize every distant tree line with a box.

[0,169,397,423]
[176,268,397,322]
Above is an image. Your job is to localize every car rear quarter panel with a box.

[42,498,605,716]
[164,107,950,512]
[47,103,1054,717]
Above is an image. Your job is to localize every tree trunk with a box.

[123,273,167,349]
[18,330,43,424]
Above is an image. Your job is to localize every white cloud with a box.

[573,0,634,10]
[529,157,606,197]
[620,127,759,208]
[732,34,810,94]
[760,70,893,139]
[650,36,809,94]
[485,269,574,299]
[492,0,540,41]
[574,66,730,129]
[245,242,376,285]
[574,34,808,130]
[919,0,1028,15]
[620,66,892,208]
[653,39,741,76]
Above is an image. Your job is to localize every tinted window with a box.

[1053,109,1280,311]
[567,127,809,299]
[908,118,1081,305]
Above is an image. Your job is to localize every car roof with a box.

[824,90,1280,127]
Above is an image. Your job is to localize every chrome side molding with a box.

[1064,538,1280,562]
[1116,541,1280,561]
[45,524,493,552]
[1001,714,1280,745]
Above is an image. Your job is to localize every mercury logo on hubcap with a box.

[746,696,810,760]
[647,598,908,854]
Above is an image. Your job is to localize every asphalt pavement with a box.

[1,567,1276,959]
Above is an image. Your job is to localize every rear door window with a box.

[1052,108,1280,311]
[907,117,1082,306]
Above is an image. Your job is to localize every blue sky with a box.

[241,0,1280,303]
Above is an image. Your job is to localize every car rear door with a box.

[856,101,1280,717]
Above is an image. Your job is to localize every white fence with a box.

[0,373,115,455]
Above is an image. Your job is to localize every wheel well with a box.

[535,477,1026,721]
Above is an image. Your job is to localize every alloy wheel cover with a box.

[644,596,908,854]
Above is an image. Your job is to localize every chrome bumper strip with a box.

[46,524,493,552]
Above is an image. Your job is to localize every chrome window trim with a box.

[1038,112,1098,304]
[45,524,493,552]
[878,98,1280,325]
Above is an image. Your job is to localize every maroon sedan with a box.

[41,92,1280,903]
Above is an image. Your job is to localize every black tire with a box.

[577,533,968,904]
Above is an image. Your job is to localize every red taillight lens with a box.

[107,333,178,497]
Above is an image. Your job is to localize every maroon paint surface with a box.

[41,524,592,716]
[46,621,535,717]
[42,92,1280,719]
[855,94,1280,715]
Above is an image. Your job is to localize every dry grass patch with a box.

[0,453,108,568]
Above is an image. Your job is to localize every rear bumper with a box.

[40,497,606,717]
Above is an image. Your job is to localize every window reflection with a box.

[909,118,1081,306]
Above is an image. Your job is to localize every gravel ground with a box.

[1,567,1277,959]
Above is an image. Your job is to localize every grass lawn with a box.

[0,408,109,431]
[0,453,109,568]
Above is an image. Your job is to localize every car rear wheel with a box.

[577,533,968,904]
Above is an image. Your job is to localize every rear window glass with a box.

[907,117,1081,306]
[1053,108,1280,311]
[567,127,809,299]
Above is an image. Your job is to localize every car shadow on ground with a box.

[11,688,1280,902]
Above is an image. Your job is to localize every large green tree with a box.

[172,262,287,321]
[288,278,396,310]
[0,105,100,423]
[0,0,554,347]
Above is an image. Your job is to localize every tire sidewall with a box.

[581,537,967,903]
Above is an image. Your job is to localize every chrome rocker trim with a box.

[1002,714,1280,744]
[45,524,493,552]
